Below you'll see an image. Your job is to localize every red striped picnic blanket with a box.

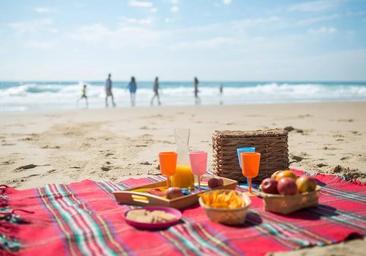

[1,170,365,256]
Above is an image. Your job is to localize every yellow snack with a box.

[200,190,245,209]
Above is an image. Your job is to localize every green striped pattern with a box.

[38,184,127,256]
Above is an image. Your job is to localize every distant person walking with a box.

[219,83,223,105]
[128,76,137,106]
[194,77,201,105]
[150,76,161,106]
[105,73,116,107]
[77,83,88,108]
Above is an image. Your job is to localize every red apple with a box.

[208,178,224,189]
[166,187,183,199]
[218,178,224,186]
[277,177,297,195]
[260,178,279,194]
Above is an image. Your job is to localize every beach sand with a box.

[1,102,365,255]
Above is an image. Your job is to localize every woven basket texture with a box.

[212,129,289,182]
[262,188,320,214]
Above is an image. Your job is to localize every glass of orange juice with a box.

[159,151,177,187]
[240,152,261,194]
[171,128,194,189]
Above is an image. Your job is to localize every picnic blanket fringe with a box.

[0,233,21,254]
[1,185,33,254]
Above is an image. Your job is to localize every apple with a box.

[260,178,279,194]
[275,170,297,181]
[218,178,224,186]
[296,175,317,193]
[277,177,297,195]
[208,178,224,189]
[166,187,183,199]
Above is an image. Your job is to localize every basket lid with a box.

[213,129,288,138]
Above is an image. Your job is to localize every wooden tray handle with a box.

[113,191,168,205]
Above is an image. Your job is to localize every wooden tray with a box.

[113,176,238,209]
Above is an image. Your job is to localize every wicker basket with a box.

[199,190,251,225]
[212,129,288,182]
[260,186,321,214]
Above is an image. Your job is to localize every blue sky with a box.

[0,0,365,81]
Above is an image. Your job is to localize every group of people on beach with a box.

[103,74,164,108]
[78,74,223,108]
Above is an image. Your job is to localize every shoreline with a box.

[1,99,366,114]
[1,81,366,112]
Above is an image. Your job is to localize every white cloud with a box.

[71,23,160,48]
[223,0,232,5]
[34,7,53,14]
[128,0,157,13]
[8,18,57,34]
[289,0,341,12]
[170,0,180,13]
[296,14,339,26]
[171,6,179,13]
[308,26,337,34]
[165,18,172,23]
[172,36,239,50]
[231,16,281,29]
[128,0,153,8]
[120,17,152,26]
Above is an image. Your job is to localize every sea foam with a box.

[0,81,365,111]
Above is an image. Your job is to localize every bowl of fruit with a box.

[199,190,251,225]
[259,170,320,214]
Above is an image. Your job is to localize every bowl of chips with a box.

[199,190,251,225]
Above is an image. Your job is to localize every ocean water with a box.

[0,81,366,112]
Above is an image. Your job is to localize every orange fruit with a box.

[296,175,317,193]
[271,170,281,180]
[275,170,297,181]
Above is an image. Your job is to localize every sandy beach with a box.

[1,102,365,255]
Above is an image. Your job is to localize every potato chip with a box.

[201,190,245,209]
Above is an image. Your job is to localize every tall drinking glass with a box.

[240,152,261,194]
[172,128,194,188]
[189,151,207,190]
[159,151,177,188]
[237,147,255,168]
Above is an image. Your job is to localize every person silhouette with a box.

[194,77,201,105]
[77,83,88,108]
[105,73,116,107]
[219,83,223,105]
[128,76,137,106]
[150,77,161,106]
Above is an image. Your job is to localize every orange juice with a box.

[171,164,194,188]
[159,152,177,176]
[241,152,260,178]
